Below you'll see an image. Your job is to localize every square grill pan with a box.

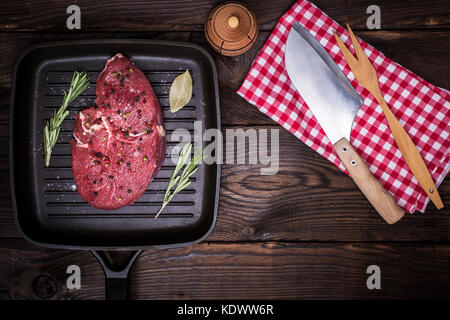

[10,40,220,250]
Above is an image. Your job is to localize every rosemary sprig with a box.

[43,71,90,167]
[155,143,204,219]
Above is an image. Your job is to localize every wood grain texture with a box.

[0,0,292,32]
[0,239,104,299]
[0,239,449,299]
[0,0,449,32]
[130,242,450,299]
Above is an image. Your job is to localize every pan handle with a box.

[91,250,142,300]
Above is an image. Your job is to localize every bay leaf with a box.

[170,69,192,113]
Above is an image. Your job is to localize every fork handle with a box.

[334,138,405,224]
[376,97,443,209]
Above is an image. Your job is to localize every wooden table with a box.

[0,0,449,300]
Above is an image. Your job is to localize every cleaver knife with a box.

[285,22,404,224]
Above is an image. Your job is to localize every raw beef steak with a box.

[71,53,166,210]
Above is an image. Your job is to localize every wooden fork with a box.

[333,24,443,210]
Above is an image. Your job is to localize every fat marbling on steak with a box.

[71,53,166,210]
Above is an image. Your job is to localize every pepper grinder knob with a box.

[227,16,239,28]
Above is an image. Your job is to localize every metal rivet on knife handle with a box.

[334,138,405,224]
[285,21,405,224]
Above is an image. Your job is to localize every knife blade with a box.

[285,21,404,224]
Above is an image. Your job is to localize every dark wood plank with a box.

[0,30,449,125]
[210,126,450,242]
[213,174,450,242]
[0,239,104,299]
[0,239,449,299]
[1,123,449,241]
[0,0,449,32]
[131,242,450,299]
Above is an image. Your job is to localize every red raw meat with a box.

[71,53,166,210]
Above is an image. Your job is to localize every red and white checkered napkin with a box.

[237,0,450,213]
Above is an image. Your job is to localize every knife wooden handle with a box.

[377,98,443,209]
[334,138,405,224]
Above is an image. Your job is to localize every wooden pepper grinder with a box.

[205,2,258,56]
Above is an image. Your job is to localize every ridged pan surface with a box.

[10,40,220,249]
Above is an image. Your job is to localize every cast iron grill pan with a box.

[10,40,220,299]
